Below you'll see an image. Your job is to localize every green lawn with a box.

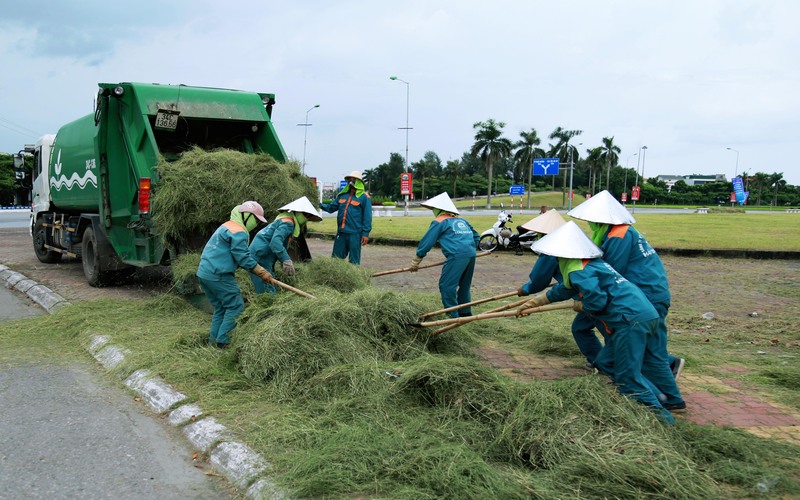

[314,210,800,251]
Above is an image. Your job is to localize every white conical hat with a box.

[567,190,636,225]
[420,192,459,215]
[532,221,603,259]
[278,196,323,222]
[345,170,363,181]
[520,209,566,235]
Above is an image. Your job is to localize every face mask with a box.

[244,213,259,232]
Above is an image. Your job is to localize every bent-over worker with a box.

[522,221,684,424]
[568,190,685,391]
[516,209,567,296]
[250,196,322,294]
[197,201,273,348]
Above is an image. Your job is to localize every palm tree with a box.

[362,168,377,192]
[471,119,512,208]
[585,146,604,194]
[768,172,785,207]
[444,159,462,197]
[548,126,583,206]
[513,128,545,208]
[599,136,621,191]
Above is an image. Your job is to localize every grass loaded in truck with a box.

[14,82,313,286]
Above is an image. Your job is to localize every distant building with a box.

[656,174,727,191]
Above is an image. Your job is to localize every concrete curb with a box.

[1,267,70,312]
[2,263,288,498]
[83,338,287,498]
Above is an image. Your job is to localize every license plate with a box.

[154,109,180,131]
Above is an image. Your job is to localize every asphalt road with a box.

[0,285,230,499]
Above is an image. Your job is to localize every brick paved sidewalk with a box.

[476,340,800,445]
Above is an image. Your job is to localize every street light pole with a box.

[640,145,648,184]
[632,145,646,214]
[624,152,638,197]
[390,76,412,216]
[567,142,582,211]
[726,147,739,178]
[297,104,320,175]
[726,147,740,207]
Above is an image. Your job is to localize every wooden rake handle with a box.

[482,284,555,315]
[371,250,493,277]
[419,290,519,320]
[267,276,317,299]
[419,300,575,329]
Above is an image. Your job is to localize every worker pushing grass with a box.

[515,209,567,297]
[521,221,684,424]
[568,190,685,397]
[410,192,481,318]
[196,201,274,348]
[320,170,372,265]
[249,196,322,294]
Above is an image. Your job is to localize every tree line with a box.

[361,120,800,208]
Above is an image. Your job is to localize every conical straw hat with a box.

[420,192,459,215]
[567,190,636,225]
[278,196,323,222]
[520,209,566,235]
[532,221,603,259]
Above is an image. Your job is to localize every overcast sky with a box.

[2,0,798,188]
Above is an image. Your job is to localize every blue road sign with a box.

[339,180,347,191]
[533,158,560,176]
[509,184,525,196]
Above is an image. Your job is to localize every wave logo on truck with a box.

[49,149,98,191]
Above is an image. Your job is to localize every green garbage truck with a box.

[14,82,288,286]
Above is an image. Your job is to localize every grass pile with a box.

[6,294,799,498]
[152,147,317,248]
[234,286,474,395]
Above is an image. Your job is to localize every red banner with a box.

[400,173,413,195]
[631,186,640,201]
[621,192,628,202]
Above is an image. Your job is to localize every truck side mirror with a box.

[12,154,26,180]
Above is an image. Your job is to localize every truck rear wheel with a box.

[82,226,104,287]
[33,218,62,263]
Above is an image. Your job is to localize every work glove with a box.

[252,264,272,283]
[524,292,550,309]
[572,300,584,313]
[517,286,528,297]
[282,259,296,276]
[409,255,423,272]
[361,236,369,246]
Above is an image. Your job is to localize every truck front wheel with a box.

[82,226,104,286]
[33,218,62,263]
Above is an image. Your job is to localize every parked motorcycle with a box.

[478,208,539,254]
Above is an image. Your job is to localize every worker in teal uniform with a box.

[249,196,322,294]
[569,190,685,403]
[320,170,372,265]
[410,192,480,318]
[521,221,684,424]
[197,201,273,348]
[516,209,566,295]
